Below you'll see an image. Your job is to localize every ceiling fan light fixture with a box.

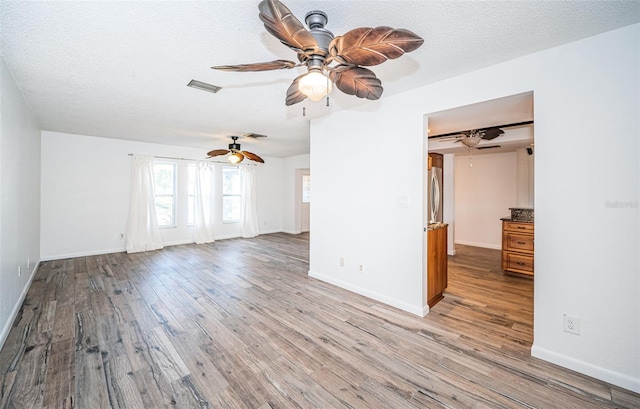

[228,152,243,164]
[298,69,332,102]
[461,136,482,148]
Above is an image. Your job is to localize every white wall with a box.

[40,131,285,260]
[0,58,41,349]
[281,154,310,234]
[454,151,517,249]
[310,24,639,392]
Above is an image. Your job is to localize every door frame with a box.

[294,168,310,233]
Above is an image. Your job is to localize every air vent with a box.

[476,145,501,150]
[187,79,221,93]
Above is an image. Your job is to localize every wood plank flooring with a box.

[1,234,638,408]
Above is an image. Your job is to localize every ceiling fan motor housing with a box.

[305,10,334,51]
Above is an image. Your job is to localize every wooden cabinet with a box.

[501,220,534,276]
[427,224,448,307]
[428,152,443,170]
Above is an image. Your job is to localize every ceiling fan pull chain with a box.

[326,74,330,107]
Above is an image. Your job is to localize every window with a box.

[302,174,311,203]
[153,162,176,227]
[222,166,241,222]
[187,163,195,225]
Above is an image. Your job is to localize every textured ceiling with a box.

[1,1,638,158]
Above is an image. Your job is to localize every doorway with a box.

[294,168,310,233]
[423,91,535,337]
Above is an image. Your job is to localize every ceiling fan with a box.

[455,127,505,148]
[211,0,424,105]
[431,121,533,148]
[207,134,266,164]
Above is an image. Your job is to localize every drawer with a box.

[504,221,534,233]
[505,233,534,252]
[505,252,534,274]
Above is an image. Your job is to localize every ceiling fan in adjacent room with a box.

[211,0,424,105]
[431,121,533,149]
[207,134,266,164]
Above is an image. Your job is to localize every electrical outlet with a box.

[18,265,21,277]
[359,264,365,273]
[339,257,344,267]
[120,233,124,240]
[563,314,580,335]
[27,258,30,269]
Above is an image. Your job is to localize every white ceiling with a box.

[1,1,638,158]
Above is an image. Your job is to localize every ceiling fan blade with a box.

[258,0,319,56]
[244,133,268,139]
[212,59,297,72]
[241,151,265,163]
[207,149,230,157]
[232,152,246,163]
[481,127,505,140]
[329,27,424,66]
[437,136,463,142]
[330,66,383,100]
[285,75,307,106]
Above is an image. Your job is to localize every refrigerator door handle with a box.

[430,168,441,223]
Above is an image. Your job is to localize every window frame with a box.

[153,161,177,228]
[222,165,242,223]
[187,162,196,226]
[302,174,311,203]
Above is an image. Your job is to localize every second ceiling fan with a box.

[212,0,424,105]
[431,121,534,149]
[207,135,265,164]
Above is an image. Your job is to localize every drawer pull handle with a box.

[516,241,527,245]
[516,262,526,266]
[516,226,526,229]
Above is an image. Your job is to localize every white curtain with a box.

[240,165,260,238]
[125,155,163,253]
[194,161,215,244]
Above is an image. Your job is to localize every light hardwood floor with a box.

[1,234,638,408]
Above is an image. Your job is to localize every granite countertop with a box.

[500,217,534,223]
[506,207,534,222]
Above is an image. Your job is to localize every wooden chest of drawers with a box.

[501,220,534,276]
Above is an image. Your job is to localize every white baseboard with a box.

[259,228,283,235]
[162,239,197,247]
[422,304,430,316]
[0,260,40,351]
[308,270,425,317]
[454,240,501,250]
[531,344,640,394]
[40,247,126,261]
[41,231,292,261]
[281,229,302,235]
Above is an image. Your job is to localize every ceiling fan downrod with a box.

[229,136,241,151]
